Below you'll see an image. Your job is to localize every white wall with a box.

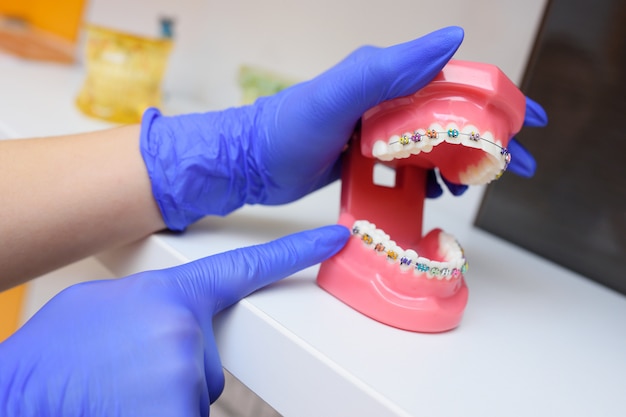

[86,0,547,108]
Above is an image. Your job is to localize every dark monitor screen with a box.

[475,0,626,294]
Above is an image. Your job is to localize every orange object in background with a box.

[0,0,86,41]
[0,0,86,62]
[0,285,26,342]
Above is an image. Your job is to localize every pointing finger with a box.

[168,225,350,314]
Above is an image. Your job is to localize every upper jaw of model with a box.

[369,122,510,185]
[361,60,525,185]
[317,60,526,333]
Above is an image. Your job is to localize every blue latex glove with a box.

[141,26,466,231]
[426,96,548,198]
[0,225,349,417]
[140,26,547,229]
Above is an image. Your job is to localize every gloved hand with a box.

[426,96,549,198]
[0,225,349,417]
[141,26,465,231]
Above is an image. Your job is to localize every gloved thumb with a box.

[505,97,548,177]
[165,225,350,316]
[306,26,465,125]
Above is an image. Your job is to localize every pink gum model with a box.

[317,60,526,333]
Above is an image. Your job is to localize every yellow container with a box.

[76,25,172,124]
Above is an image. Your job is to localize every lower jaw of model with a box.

[317,60,525,333]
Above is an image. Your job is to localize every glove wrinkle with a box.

[141,107,269,231]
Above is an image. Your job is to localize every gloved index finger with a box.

[169,225,350,315]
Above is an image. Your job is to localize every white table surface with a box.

[2,53,625,417]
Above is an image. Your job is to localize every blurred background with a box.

[3,1,624,416]
[0,0,546,107]
[477,0,626,296]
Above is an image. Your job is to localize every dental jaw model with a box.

[317,60,526,333]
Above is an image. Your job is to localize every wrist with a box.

[139,106,266,231]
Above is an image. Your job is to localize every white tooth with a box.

[482,169,500,184]
[495,139,508,152]
[386,243,401,264]
[430,261,445,280]
[421,143,434,153]
[427,123,445,147]
[460,125,483,149]
[373,140,394,161]
[388,136,403,154]
[396,149,411,159]
[352,221,365,234]
[458,163,485,185]
[481,130,495,143]
[397,132,415,158]
[445,269,455,280]
[453,259,464,270]
[354,220,367,228]
[479,156,503,183]
[449,246,463,261]
[399,249,418,271]
[371,233,387,255]
[480,132,506,164]
[444,123,462,144]
[410,130,425,155]
[415,257,432,278]
[374,241,388,256]
[373,232,388,247]
[438,235,454,257]
[458,154,502,185]
[483,148,504,166]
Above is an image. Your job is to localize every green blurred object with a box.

[238,65,297,104]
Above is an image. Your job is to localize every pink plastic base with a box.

[318,216,469,333]
[317,60,526,333]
